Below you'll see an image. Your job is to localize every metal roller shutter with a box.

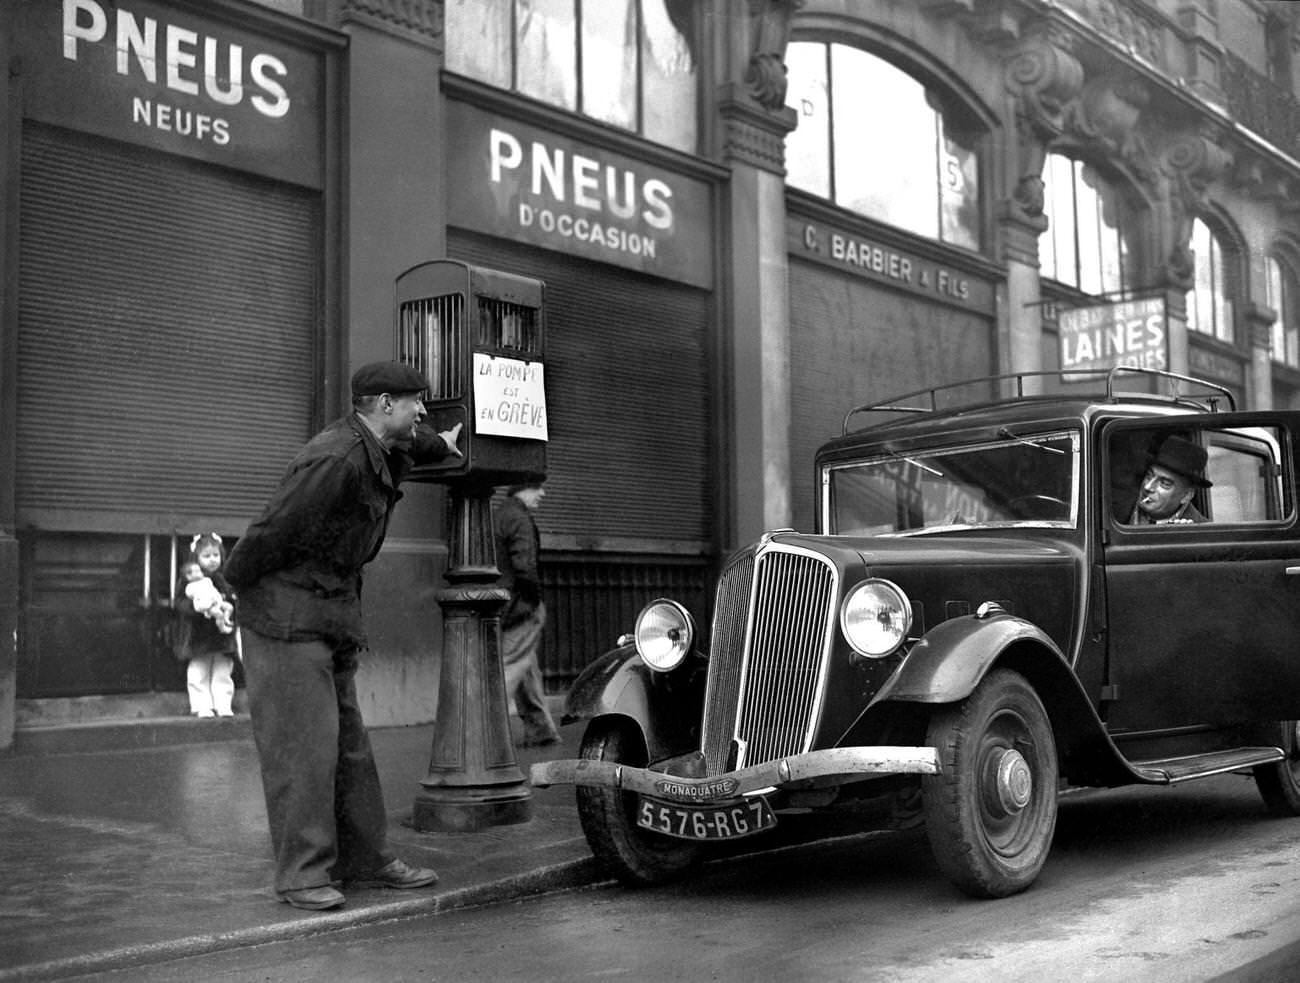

[448,230,712,544]
[17,123,319,531]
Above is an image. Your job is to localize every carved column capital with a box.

[1243,300,1279,351]
[1003,21,1084,225]
[742,0,805,111]
[339,0,442,43]
[1160,127,1233,286]
[719,83,798,173]
[1004,21,1084,140]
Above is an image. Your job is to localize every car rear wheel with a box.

[922,668,1058,898]
[1254,721,1300,816]
[576,719,704,886]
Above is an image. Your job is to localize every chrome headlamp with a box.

[634,599,695,672]
[840,579,912,658]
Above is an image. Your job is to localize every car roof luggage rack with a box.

[842,366,1236,435]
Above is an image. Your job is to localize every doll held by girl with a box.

[182,559,235,633]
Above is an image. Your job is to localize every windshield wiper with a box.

[885,447,944,477]
[998,427,1066,455]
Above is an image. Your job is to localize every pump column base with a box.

[413,573,533,833]
[412,786,533,833]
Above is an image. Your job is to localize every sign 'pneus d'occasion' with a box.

[445,100,713,289]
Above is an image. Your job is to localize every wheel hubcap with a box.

[992,748,1033,815]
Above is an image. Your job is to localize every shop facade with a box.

[2,0,1298,748]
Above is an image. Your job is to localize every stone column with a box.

[1000,21,1083,394]
[715,1,800,548]
[1245,301,1278,410]
[996,206,1049,386]
[335,0,446,367]
[1161,280,1192,378]
[1159,127,1233,382]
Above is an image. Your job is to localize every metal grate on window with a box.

[476,296,541,354]
[396,293,464,399]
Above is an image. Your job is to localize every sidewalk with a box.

[0,708,602,982]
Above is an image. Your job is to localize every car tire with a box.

[921,668,1059,898]
[575,719,704,886]
[1254,721,1300,816]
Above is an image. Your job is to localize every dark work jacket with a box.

[493,494,541,628]
[225,413,452,649]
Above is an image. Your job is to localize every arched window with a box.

[1187,218,1234,343]
[784,42,982,250]
[1040,153,1136,295]
[1268,253,1300,367]
[445,0,698,154]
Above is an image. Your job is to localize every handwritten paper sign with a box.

[472,352,548,441]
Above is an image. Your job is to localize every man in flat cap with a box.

[226,361,462,911]
[1128,434,1212,525]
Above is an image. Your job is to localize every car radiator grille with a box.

[700,545,836,775]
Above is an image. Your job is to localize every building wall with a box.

[4,0,1300,745]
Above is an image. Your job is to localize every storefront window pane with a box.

[785,42,830,198]
[1041,154,1076,286]
[1189,218,1232,342]
[641,0,697,153]
[1268,255,1300,367]
[1041,154,1132,296]
[785,43,982,249]
[832,46,938,239]
[1076,167,1107,295]
[446,0,512,87]
[940,124,980,250]
[517,0,577,110]
[446,1,697,151]
[583,0,636,130]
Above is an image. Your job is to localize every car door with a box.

[1100,412,1300,734]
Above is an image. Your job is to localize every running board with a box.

[1129,746,1284,784]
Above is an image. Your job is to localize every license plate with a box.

[636,795,776,841]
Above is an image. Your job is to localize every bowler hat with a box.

[1149,434,1212,488]
[351,361,427,397]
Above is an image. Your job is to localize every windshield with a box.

[824,431,1081,535]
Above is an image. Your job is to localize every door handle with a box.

[1287,566,1300,576]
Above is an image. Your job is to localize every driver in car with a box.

[1127,434,1211,525]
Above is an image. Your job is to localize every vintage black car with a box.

[530,368,1300,898]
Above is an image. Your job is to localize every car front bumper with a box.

[529,746,940,802]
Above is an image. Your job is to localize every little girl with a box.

[174,532,239,718]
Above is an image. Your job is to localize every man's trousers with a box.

[241,630,394,894]
[501,602,559,744]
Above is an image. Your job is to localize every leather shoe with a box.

[351,858,439,890]
[278,886,345,910]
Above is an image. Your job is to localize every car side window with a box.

[1205,429,1284,522]
[1108,425,1288,525]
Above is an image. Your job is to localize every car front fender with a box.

[563,643,707,763]
[869,609,1068,707]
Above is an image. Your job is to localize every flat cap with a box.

[351,360,427,397]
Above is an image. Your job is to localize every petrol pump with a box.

[395,260,548,832]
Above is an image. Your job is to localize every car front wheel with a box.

[922,668,1059,898]
[1254,721,1300,816]
[575,719,704,886]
